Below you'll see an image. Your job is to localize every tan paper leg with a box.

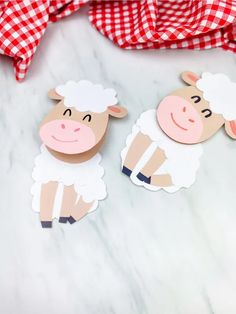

[123,132,152,170]
[150,174,173,187]
[59,185,77,223]
[40,181,58,228]
[141,147,166,177]
[69,197,94,224]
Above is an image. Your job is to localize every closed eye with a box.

[63,109,72,117]
[191,95,201,103]
[201,108,212,118]
[83,114,92,122]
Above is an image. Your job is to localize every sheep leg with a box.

[40,181,58,228]
[150,174,173,187]
[122,132,152,176]
[68,198,94,224]
[59,185,77,223]
[136,147,166,183]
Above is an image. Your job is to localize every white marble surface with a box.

[0,7,236,314]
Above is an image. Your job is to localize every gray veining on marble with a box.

[0,7,236,314]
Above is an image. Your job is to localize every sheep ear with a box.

[108,105,128,119]
[48,89,63,101]
[225,120,236,139]
[181,71,200,86]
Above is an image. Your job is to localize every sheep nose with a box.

[183,106,186,112]
[74,127,80,132]
[188,118,195,123]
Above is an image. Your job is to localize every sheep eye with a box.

[83,114,92,122]
[63,109,72,117]
[191,95,201,103]
[201,108,212,118]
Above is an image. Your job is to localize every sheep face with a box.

[157,71,236,144]
[39,90,127,155]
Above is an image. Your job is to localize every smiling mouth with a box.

[170,113,188,131]
[52,135,78,143]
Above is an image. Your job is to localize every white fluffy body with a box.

[121,110,203,192]
[31,145,107,218]
[55,80,117,113]
[196,72,236,120]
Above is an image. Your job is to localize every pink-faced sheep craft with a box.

[31,80,127,228]
[121,71,236,192]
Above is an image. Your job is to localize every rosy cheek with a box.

[157,96,203,144]
[39,119,96,154]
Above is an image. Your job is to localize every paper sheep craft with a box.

[31,80,127,228]
[121,71,236,192]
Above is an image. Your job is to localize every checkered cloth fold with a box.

[0,0,236,81]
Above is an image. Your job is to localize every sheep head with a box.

[157,71,236,144]
[40,81,127,155]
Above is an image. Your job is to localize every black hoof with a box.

[59,217,68,223]
[68,216,76,224]
[122,166,132,177]
[137,172,151,184]
[41,221,52,228]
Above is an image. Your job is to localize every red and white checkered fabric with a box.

[0,0,89,81]
[0,0,236,81]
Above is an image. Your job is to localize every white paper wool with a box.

[196,72,236,121]
[121,110,203,192]
[31,145,107,218]
[56,80,118,113]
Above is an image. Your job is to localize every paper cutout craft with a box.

[121,71,236,192]
[31,80,127,228]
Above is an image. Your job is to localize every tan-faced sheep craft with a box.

[121,72,236,192]
[31,80,127,228]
